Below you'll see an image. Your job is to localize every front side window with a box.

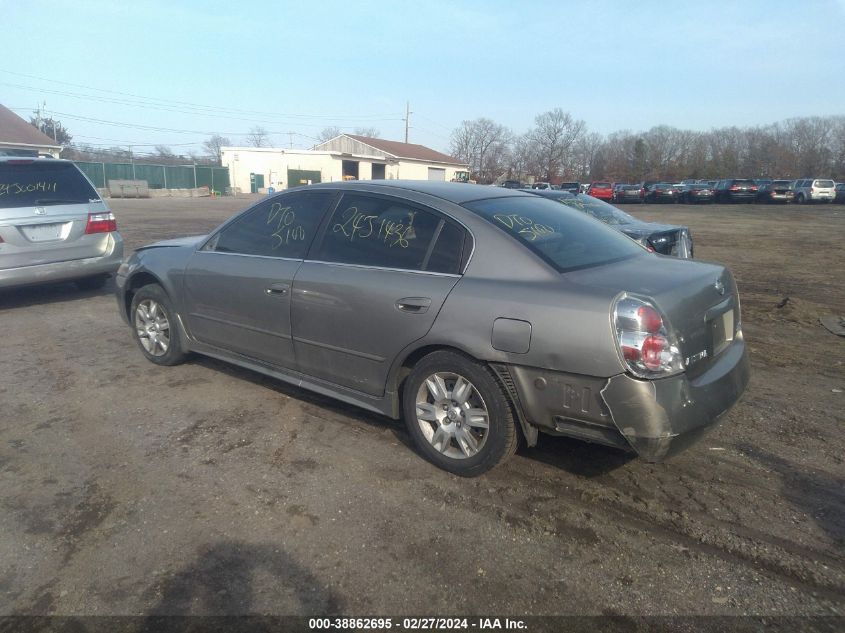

[207,191,333,258]
[314,194,455,272]
[464,195,644,272]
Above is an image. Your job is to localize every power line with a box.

[0,70,403,121]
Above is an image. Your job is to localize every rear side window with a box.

[0,161,98,209]
[427,221,465,274]
[208,191,333,258]
[464,195,644,272]
[314,194,444,271]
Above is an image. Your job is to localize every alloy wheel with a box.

[415,372,490,459]
[135,299,171,356]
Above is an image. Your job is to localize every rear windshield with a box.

[0,161,98,209]
[732,179,754,184]
[814,180,835,188]
[591,182,611,188]
[463,195,644,272]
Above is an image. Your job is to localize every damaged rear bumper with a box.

[601,340,750,461]
[506,339,750,461]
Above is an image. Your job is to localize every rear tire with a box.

[402,351,518,476]
[129,284,188,366]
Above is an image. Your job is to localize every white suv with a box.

[0,157,123,289]
[792,178,836,204]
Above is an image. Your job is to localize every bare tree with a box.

[526,108,586,180]
[448,118,510,183]
[353,127,380,138]
[203,134,231,164]
[246,126,270,148]
[317,126,342,143]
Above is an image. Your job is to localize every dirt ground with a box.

[0,193,843,619]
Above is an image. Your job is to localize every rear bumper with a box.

[507,338,749,461]
[0,233,123,289]
[601,339,749,461]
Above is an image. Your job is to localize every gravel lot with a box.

[1,194,843,618]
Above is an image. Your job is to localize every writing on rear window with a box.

[0,182,59,197]
[493,213,554,241]
[332,206,415,248]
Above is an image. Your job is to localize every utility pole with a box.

[404,101,412,144]
[287,132,294,149]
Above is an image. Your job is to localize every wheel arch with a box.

[387,342,536,447]
[123,270,167,322]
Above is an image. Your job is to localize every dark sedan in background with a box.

[527,189,693,258]
[644,182,680,203]
[117,181,742,475]
[613,184,645,203]
[714,179,758,203]
[679,183,715,204]
[835,183,845,204]
[756,180,795,204]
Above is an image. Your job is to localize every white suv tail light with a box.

[85,211,117,234]
[613,294,684,378]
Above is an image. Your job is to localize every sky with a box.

[2,0,843,158]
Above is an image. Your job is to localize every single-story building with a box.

[0,104,63,158]
[221,134,468,193]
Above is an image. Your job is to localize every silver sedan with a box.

[116,181,749,475]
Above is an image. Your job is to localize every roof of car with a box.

[306,179,536,204]
[0,156,69,164]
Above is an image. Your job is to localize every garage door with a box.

[427,167,446,181]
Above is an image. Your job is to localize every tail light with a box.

[85,211,117,234]
[730,185,739,191]
[751,186,758,191]
[613,295,684,378]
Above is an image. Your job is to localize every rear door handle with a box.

[265,283,290,297]
[396,297,431,314]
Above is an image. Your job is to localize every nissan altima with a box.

[116,181,749,476]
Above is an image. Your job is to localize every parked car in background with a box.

[587,181,613,201]
[500,180,523,189]
[0,157,123,290]
[834,183,845,204]
[118,181,745,474]
[644,182,680,203]
[679,183,715,204]
[714,179,758,203]
[527,190,693,258]
[613,184,645,203]
[558,182,580,193]
[531,182,552,190]
[792,178,836,204]
[756,180,795,204]
[754,178,773,188]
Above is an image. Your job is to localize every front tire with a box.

[129,284,188,366]
[403,351,518,476]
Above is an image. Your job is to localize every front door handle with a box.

[396,297,431,314]
[265,283,290,297]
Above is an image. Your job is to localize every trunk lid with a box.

[566,255,739,377]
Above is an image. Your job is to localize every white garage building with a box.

[221,134,468,193]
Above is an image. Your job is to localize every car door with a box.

[291,192,468,396]
[182,190,335,368]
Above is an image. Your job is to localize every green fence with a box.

[75,161,230,192]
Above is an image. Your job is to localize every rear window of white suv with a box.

[0,160,98,209]
[814,180,835,188]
